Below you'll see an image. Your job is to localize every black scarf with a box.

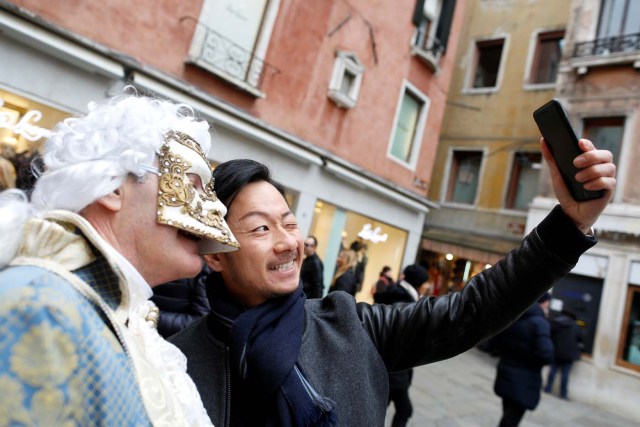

[207,274,337,426]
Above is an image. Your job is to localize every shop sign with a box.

[0,98,52,141]
[357,223,388,243]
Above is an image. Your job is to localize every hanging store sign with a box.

[357,223,388,243]
[0,98,52,141]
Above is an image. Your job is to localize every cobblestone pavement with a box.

[385,348,639,427]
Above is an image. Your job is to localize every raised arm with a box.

[542,137,616,233]
[357,137,616,372]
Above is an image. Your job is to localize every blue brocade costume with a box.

[0,211,158,426]
[0,263,151,426]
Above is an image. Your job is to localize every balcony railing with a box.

[573,33,640,57]
[189,23,278,92]
[411,32,443,72]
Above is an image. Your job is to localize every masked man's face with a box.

[156,130,239,253]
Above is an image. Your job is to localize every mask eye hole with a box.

[187,173,205,193]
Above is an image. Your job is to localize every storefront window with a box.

[618,285,640,372]
[419,249,488,296]
[308,199,408,302]
[0,90,69,191]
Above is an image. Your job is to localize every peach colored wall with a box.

[8,0,204,73]
[9,0,464,195]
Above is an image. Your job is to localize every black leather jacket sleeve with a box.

[356,206,595,372]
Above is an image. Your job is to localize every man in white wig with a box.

[0,93,238,426]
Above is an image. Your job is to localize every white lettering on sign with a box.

[357,223,388,243]
[0,99,52,142]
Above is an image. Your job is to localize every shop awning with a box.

[421,227,521,265]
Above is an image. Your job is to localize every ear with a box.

[203,253,225,272]
[95,187,124,212]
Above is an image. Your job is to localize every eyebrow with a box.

[237,210,295,223]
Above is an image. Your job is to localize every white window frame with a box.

[440,147,487,208]
[327,51,365,109]
[386,80,431,170]
[501,150,542,212]
[187,0,281,97]
[523,27,565,91]
[463,34,510,95]
[576,110,634,204]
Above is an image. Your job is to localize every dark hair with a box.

[307,235,318,246]
[402,264,429,289]
[380,266,391,275]
[212,159,286,216]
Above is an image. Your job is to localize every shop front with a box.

[307,199,408,302]
[419,228,515,295]
[0,89,69,191]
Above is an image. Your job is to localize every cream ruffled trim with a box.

[127,301,213,427]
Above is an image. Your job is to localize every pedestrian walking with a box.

[544,309,584,400]
[374,264,429,427]
[492,293,554,427]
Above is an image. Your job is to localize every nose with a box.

[273,226,299,253]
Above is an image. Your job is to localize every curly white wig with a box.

[0,92,211,267]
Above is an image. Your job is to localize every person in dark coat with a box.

[374,264,429,427]
[349,239,368,293]
[374,265,394,294]
[329,249,359,296]
[544,309,584,399]
[493,293,554,427]
[301,235,324,298]
[151,263,212,338]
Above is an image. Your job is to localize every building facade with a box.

[0,0,466,300]
[423,0,639,418]
[527,0,640,419]
[423,0,570,294]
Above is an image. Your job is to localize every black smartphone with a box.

[533,99,604,201]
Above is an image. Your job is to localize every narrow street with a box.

[386,348,639,427]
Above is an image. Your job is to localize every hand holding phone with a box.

[533,99,604,201]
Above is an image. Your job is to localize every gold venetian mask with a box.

[156,130,239,254]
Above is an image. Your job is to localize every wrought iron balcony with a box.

[573,33,640,57]
[413,38,444,58]
[411,32,443,72]
[187,21,279,93]
[412,22,444,58]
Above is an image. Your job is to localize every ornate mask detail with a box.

[156,130,239,254]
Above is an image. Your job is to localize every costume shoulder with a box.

[0,265,151,426]
[0,265,93,321]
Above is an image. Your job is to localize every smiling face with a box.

[204,181,303,307]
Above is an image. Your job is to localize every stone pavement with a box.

[385,348,639,427]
